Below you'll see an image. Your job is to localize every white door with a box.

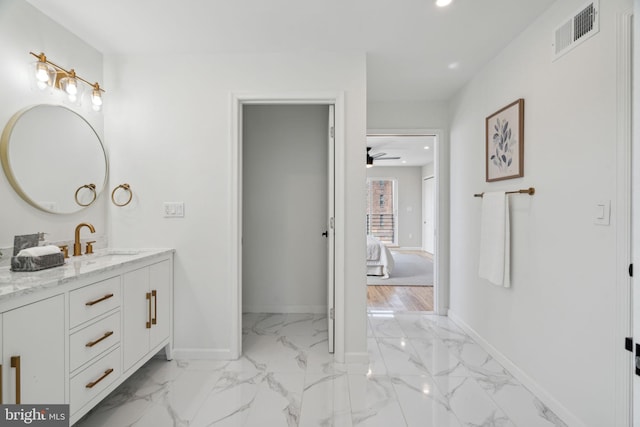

[632,115,638,427]
[149,260,171,349]
[327,105,335,353]
[3,295,65,404]
[123,267,151,371]
[633,6,639,424]
[422,176,435,254]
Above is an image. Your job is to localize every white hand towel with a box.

[16,245,62,257]
[478,192,511,287]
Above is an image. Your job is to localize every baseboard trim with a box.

[172,348,235,360]
[447,310,584,427]
[344,352,369,364]
[242,305,326,314]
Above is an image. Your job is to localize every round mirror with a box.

[0,105,108,214]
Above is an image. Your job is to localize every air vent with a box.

[552,0,599,61]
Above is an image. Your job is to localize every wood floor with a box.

[367,285,433,311]
[366,249,434,312]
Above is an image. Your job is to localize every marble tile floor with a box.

[76,312,567,426]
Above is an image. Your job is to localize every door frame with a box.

[229,92,345,361]
[422,175,435,254]
[367,128,447,315]
[623,6,634,426]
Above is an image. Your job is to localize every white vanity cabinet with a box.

[1,295,65,405]
[123,259,171,372]
[0,248,174,426]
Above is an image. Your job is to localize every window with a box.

[366,178,397,245]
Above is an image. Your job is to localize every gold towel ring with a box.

[75,184,97,207]
[111,183,133,207]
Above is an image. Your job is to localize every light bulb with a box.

[436,0,452,6]
[92,93,102,112]
[35,62,50,82]
[91,89,103,106]
[65,79,78,95]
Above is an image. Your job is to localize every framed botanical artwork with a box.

[486,99,524,182]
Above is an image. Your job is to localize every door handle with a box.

[152,290,157,325]
[10,356,20,404]
[322,231,328,237]
[146,292,152,329]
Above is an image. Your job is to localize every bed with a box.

[366,235,395,278]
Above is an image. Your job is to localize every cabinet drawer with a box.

[70,311,121,372]
[70,346,121,414]
[70,276,121,327]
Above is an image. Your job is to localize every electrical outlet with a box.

[163,202,185,218]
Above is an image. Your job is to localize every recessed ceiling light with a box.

[448,62,459,69]
[402,160,407,164]
[424,146,430,150]
[436,0,452,7]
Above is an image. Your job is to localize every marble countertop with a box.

[0,248,174,302]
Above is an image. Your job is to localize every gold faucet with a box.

[73,223,96,256]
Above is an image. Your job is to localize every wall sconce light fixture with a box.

[29,51,105,111]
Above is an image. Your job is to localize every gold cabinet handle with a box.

[85,293,114,306]
[146,292,152,329]
[10,356,20,404]
[85,368,114,389]
[85,331,114,348]
[152,290,157,325]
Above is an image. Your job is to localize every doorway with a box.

[242,104,329,314]
[365,131,441,313]
[230,94,344,361]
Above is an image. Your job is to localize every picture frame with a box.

[486,99,524,182]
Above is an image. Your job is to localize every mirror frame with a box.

[0,104,109,214]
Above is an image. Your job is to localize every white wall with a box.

[366,166,423,248]
[0,0,106,253]
[368,100,448,130]
[242,105,328,313]
[105,51,367,359]
[448,0,631,425]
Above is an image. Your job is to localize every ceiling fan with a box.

[366,147,400,167]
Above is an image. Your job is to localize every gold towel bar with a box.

[474,187,535,198]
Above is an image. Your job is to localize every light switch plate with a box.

[163,202,185,218]
[594,200,610,225]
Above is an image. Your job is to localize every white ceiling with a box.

[367,135,435,167]
[24,0,556,166]
[24,0,556,102]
